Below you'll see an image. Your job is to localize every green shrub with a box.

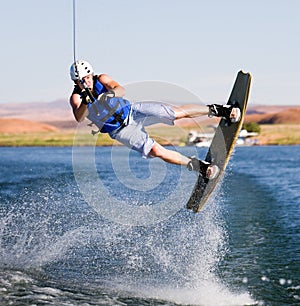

[242,122,261,134]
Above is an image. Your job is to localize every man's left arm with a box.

[98,74,126,97]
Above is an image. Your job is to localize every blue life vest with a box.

[93,77,108,96]
[86,77,131,133]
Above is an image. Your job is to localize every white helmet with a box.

[70,60,94,81]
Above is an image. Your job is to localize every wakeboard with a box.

[187,71,252,213]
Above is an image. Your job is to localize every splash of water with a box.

[0,173,255,306]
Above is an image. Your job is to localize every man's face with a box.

[76,74,94,89]
[82,74,94,89]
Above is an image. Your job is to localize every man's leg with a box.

[172,104,240,122]
[149,141,219,179]
[149,141,190,165]
[172,104,209,119]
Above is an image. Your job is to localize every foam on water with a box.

[0,192,255,305]
[104,204,255,306]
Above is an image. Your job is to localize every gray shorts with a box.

[109,102,176,158]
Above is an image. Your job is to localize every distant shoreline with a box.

[0,124,299,147]
[1,105,299,146]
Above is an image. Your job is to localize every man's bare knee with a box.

[149,142,165,158]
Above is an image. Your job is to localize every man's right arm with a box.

[70,93,89,122]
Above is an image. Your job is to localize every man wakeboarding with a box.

[69,60,241,180]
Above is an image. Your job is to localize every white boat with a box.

[186,129,258,147]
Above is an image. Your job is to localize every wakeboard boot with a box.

[187,157,219,180]
[207,102,241,124]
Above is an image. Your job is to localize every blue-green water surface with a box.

[0,146,299,305]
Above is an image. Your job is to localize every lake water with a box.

[0,145,299,305]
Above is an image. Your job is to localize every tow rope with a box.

[72,0,96,103]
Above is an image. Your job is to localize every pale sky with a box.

[1,0,299,105]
